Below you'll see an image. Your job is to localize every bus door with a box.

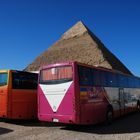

[119,88,125,116]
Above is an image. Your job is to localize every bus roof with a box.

[39,61,139,79]
[0,70,38,74]
[0,70,10,73]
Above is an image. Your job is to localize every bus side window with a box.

[128,76,133,88]
[134,78,139,88]
[78,66,92,86]
[118,75,128,88]
[138,79,140,88]
[106,72,111,87]
[92,69,101,86]
[12,73,20,89]
[107,73,118,87]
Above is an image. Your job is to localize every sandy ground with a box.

[0,112,140,140]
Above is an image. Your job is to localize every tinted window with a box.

[12,72,38,89]
[100,71,107,86]
[78,66,92,86]
[118,75,128,87]
[106,72,118,87]
[0,73,8,86]
[79,65,140,88]
[127,76,133,88]
[93,70,118,87]
[134,78,139,88]
[92,69,100,86]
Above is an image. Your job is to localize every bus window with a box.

[100,71,107,87]
[106,72,118,87]
[127,76,133,88]
[78,66,92,86]
[12,72,37,89]
[134,78,139,88]
[92,69,101,86]
[0,73,8,86]
[40,66,73,84]
[118,75,128,88]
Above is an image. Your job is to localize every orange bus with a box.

[0,70,38,120]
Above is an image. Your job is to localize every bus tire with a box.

[105,108,113,125]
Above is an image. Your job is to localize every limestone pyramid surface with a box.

[25,21,132,75]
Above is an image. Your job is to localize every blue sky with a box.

[0,0,140,76]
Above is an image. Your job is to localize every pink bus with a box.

[38,61,140,125]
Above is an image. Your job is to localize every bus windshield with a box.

[0,73,8,86]
[40,66,73,84]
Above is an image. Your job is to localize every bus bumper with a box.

[38,114,80,124]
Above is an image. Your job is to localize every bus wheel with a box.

[106,109,113,125]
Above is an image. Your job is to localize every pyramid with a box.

[25,21,132,75]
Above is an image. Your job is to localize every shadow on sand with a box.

[1,119,65,127]
[1,112,140,134]
[0,127,13,135]
[61,112,140,134]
